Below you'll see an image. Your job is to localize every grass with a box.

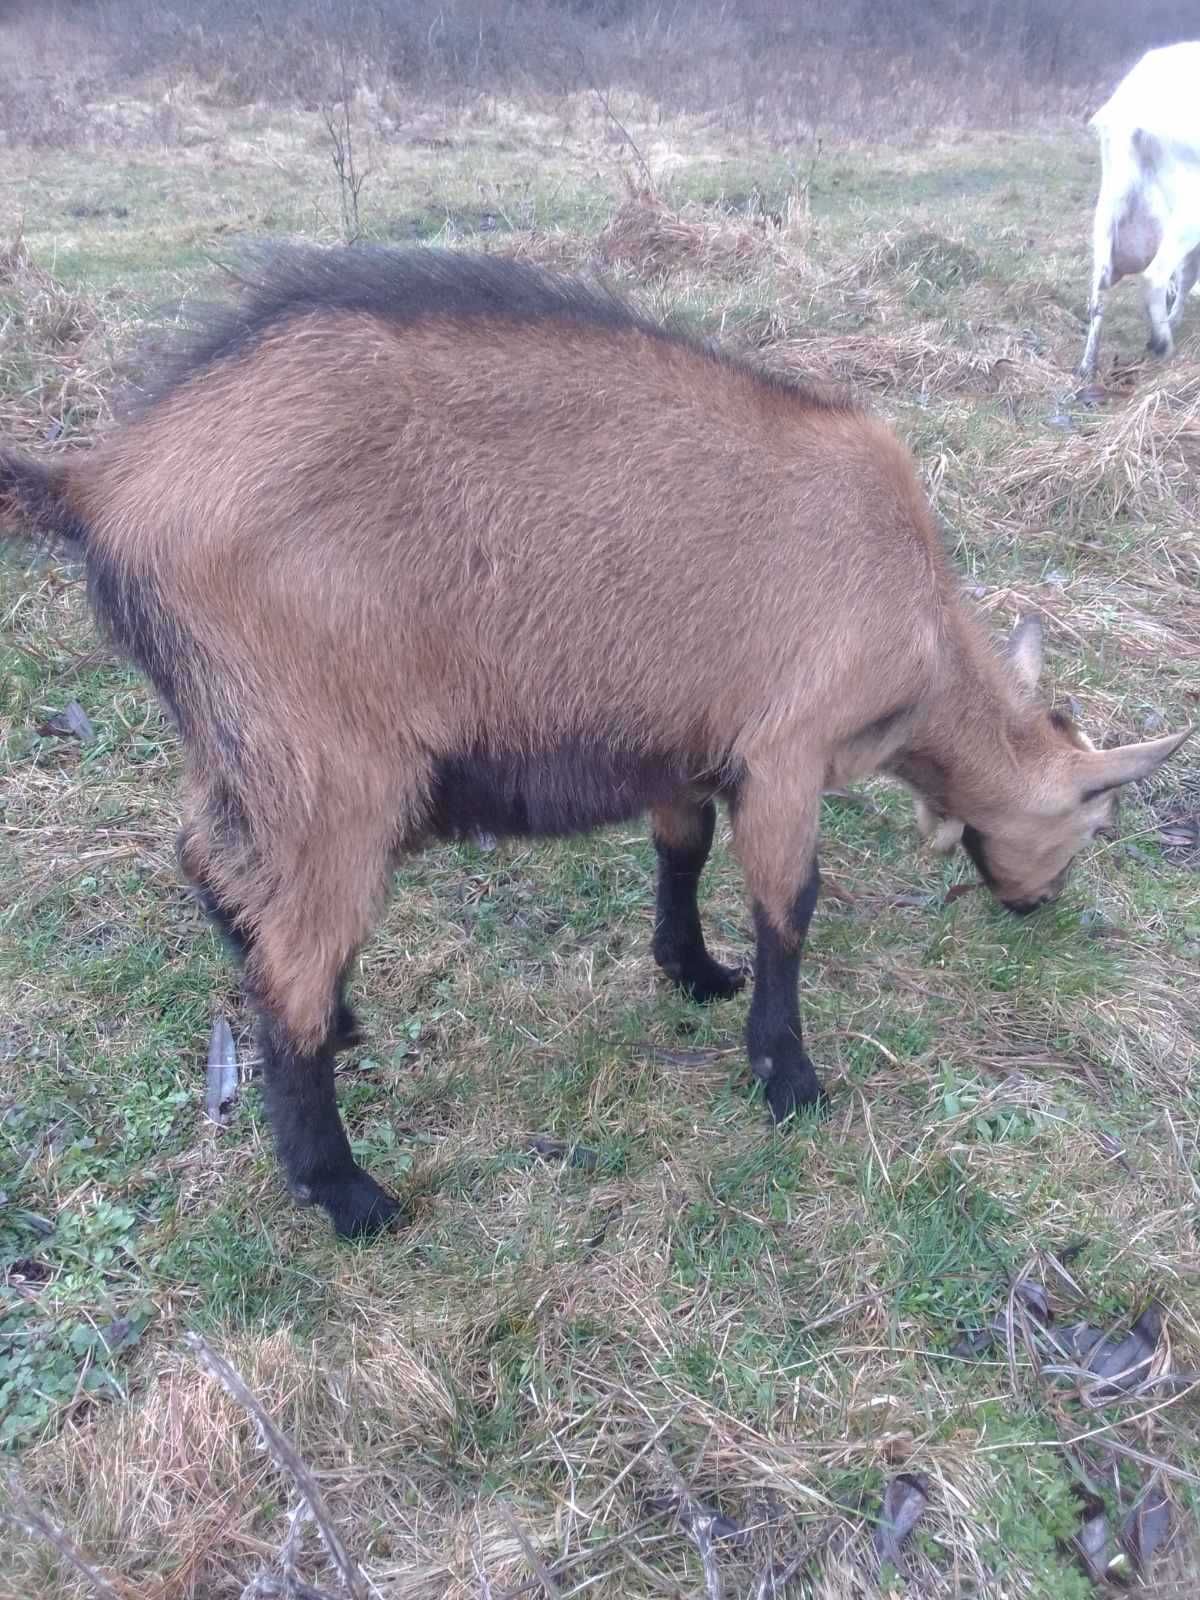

[2,67,1200,1600]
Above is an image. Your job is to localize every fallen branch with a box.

[650,1447,740,1600]
[1,1473,123,1600]
[185,1333,367,1600]
[239,1576,338,1600]
[753,1539,815,1600]
[495,1503,561,1597]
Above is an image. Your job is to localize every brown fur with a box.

[3,247,1187,1236]
[66,312,956,1043]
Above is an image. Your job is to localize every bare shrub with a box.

[320,36,372,244]
[14,0,1200,138]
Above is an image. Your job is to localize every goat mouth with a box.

[1001,895,1050,917]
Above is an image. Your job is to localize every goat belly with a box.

[427,742,696,840]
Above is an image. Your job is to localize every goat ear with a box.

[915,797,964,854]
[1079,727,1193,796]
[1007,615,1043,693]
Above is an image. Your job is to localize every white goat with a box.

[1079,42,1200,378]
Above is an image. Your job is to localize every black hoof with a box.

[1147,333,1172,358]
[656,947,747,1004]
[754,1052,826,1124]
[293,1167,405,1239]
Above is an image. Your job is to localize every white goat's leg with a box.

[1079,246,1110,378]
[1169,243,1200,327]
[1144,275,1173,357]
[1145,222,1200,357]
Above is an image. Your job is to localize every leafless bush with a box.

[320,33,372,244]
[11,0,1200,136]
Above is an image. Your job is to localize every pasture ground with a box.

[2,76,1200,1600]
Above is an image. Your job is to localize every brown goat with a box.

[1,247,1189,1238]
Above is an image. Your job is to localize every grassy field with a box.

[2,77,1200,1600]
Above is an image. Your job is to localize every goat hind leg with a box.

[181,821,364,1058]
[1143,226,1200,356]
[1169,245,1200,328]
[1145,277,1174,358]
[240,812,408,1239]
[650,796,745,1002]
[183,854,399,1238]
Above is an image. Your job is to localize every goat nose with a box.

[1002,896,1045,917]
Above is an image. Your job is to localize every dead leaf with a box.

[951,1279,1048,1359]
[1072,1490,1110,1581]
[1011,1279,1051,1325]
[882,1432,914,1466]
[1057,1323,1107,1357]
[36,701,95,744]
[1158,815,1199,857]
[950,1326,997,1359]
[1058,1304,1162,1398]
[943,880,982,904]
[526,1136,599,1171]
[205,1014,238,1124]
[872,1473,928,1573]
[1119,1477,1170,1575]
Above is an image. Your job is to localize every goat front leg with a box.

[732,772,824,1122]
[650,796,745,1002]
[746,861,824,1121]
[1079,291,1106,379]
[1078,231,1111,379]
[257,1018,402,1238]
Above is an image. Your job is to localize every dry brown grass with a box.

[0,230,134,450]
[596,188,789,283]
[762,325,1061,400]
[987,368,1200,532]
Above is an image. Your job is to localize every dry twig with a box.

[495,1503,561,1597]
[185,1334,367,1600]
[0,1474,123,1600]
[650,1447,736,1600]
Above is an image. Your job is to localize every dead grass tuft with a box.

[988,368,1200,531]
[848,228,986,297]
[597,189,785,283]
[0,231,133,449]
[762,325,1062,399]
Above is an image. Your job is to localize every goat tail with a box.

[0,450,86,553]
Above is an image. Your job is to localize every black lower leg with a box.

[746,858,824,1122]
[258,1020,403,1239]
[652,800,745,1002]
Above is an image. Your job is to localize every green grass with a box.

[2,72,1200,1600]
